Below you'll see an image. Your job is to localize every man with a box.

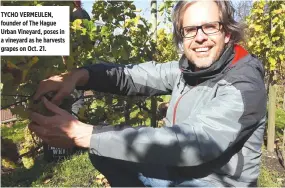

[70,0,91,22]
[29,0,266,187]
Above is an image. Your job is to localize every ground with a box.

[262,147,285,187]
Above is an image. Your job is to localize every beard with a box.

[185,52,215,69]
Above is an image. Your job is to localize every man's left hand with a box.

[29,97,93,149]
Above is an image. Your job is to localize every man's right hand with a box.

[33,69,89,105]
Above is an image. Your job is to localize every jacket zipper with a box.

[172,90,190,125]
[173,80,199,125]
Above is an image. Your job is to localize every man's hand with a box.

[29,97,93,149]
[33,69,89,105]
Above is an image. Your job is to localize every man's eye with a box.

[184,27,196,34]
[203,24,218,30]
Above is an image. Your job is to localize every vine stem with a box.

[1,98,30,109]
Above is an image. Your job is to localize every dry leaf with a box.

[44,178,51,184]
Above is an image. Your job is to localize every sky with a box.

[82,0,152,19]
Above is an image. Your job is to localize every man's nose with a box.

[195,28,208,42]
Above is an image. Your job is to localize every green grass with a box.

[258,165,283,187]
[1,120,28,143]
[276,108,285,138]
[1,151,103,187]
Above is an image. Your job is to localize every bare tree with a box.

[233,0,253,21]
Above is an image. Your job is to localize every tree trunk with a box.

[151,97,157,127]
[124,100,130,124]
[267,82,276,152]
[150,0,157,128]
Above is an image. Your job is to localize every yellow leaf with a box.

[254,25,262,31]
[134,16,140,25]
[81,28,87,35]
[1,158,17,169]
[272,17,279,24]
[269,57,276,64]
[72,19,82,30]
[28,56,39,67]
[268,57,276,71]
[248,41,253,47]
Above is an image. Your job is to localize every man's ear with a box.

[224,33,231,44]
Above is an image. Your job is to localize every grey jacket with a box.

[78,44,266,187]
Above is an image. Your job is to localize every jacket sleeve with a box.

[76,61,180,96]
[89,72,267,168]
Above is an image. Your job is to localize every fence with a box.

[1,109,17,124]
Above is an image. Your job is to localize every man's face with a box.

[182,1,231,69]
